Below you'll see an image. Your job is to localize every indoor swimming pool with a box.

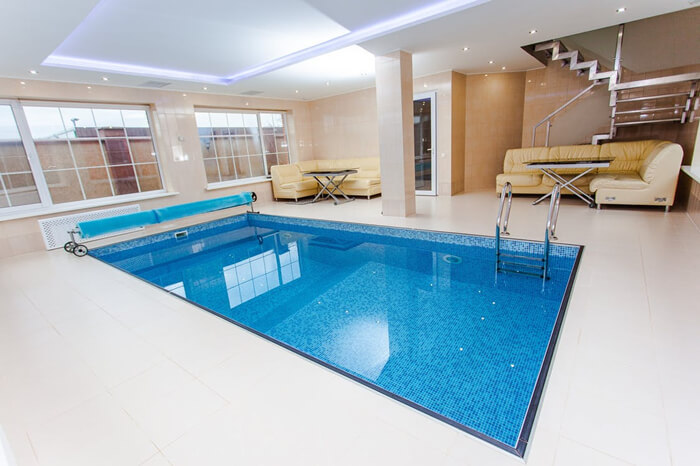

[90,213,582,456]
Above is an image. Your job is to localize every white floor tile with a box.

[111,360,227,449]
[0,191,697,466]
[554,436,633,465]
[561,391,671,466]
[28,394,157,466]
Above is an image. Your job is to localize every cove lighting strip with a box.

[42,55,228,84]
[43,0,490,85]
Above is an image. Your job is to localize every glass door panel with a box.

[414,92,436,195]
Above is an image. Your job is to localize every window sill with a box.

[0,191,179,222]
[206,177,271,191]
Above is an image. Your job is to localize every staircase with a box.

[523,25,700,146]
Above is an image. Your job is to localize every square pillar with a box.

[376,51,416,217]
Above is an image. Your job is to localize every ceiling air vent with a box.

[240,90,264,96]
[139,80,171,88]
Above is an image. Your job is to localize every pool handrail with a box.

[495,182,512,257]
[542,183,561,279]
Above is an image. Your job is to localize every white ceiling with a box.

[0,0,696,100]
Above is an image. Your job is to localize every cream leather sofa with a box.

[496,140,683,208]
[271,157,381,201]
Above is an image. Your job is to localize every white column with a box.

[375,50,416,217]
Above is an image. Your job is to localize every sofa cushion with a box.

[503,147,550,173]
[271,163,302,182]
[599,140,662,174]
[496,173,542,187]
[545,145,602,174]
[281,179,318,191]
[548,144,601,161]
[341,178,380,189]
[589,174,648,191]
[296,160,318,172]
[638,141,679,183]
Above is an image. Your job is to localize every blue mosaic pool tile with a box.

[248,213,579,260]
[91,213,249,257]
[90,212,581,456]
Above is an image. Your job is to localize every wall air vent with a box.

[37,204,142,250]
[240,90,264,96]
[139,80,171,88]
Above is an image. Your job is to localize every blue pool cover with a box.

[90,213,582,456]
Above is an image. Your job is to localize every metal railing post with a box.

[495,182,512,270]
[543,183,561,280]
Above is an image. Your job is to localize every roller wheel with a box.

[73,244,88,257]
[64,241,76,253]
[251,192,258,202]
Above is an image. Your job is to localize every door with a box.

[414,92,436,195]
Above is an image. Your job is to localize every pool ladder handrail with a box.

[542,183,561,278]
[495,182,512,258]
[495,183,561,279]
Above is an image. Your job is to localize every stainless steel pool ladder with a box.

[495,183,561,279]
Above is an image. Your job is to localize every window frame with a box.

[0,99,166,218]
[195,107,291,188]
[0,99,52,214]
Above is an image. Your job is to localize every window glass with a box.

[0,105,41,208]
[195,110,290,183]
[20,104,163,206]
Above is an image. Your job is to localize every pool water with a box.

[90,213,581,456]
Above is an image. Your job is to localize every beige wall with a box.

[308,87,378,160]
[521,61,610,148]
[308,70,466,196]
[687,176,700,229]
[0,78,314,258]
[464,72,525,191]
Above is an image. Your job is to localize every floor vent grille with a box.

[37,204,141,250]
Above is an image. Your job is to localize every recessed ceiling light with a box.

[529,29,538,35]
[462,47,470,51]
[484,74,488,77]
[20,81,26,85]
[182,93,187,96]
[202,86,208,90]
[245,102,249,106]
[488,60,494,64]
[295,90,299,94]
[29,70,38,74]
[101,76,109,81]
[325,81,330,86]
[616,7,626,13]
[87,86,92,89]
[423,83,428,88]
[501,66,506,70]
[527,79,532,83]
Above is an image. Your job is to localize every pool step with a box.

[495,183,561,281]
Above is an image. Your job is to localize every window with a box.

[195,109,290,185]
[0,100,164,215]
[0,105,41,208]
